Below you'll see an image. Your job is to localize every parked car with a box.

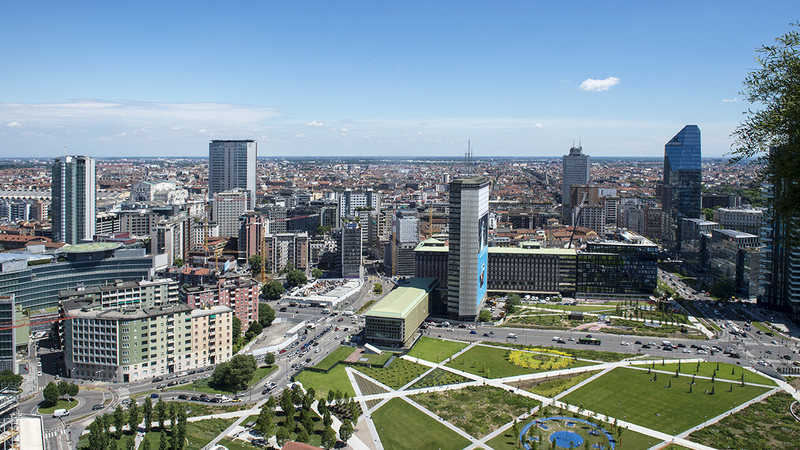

[177,394,189,400]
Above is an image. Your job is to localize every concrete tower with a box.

[208,140,257,209]
[562,145,590,226]
[52,155,96,244]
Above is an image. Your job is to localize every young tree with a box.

[373,283,383,295]
[348,401,361,423]
[275,426,291,446]
[266,395,277,411]
[730,23,800,244]
[311,268,323,278]
[43,382,60,406]
[67,383,80,397]
[339,419,354,443]
[141,438,152,450]
[128,399,140,433]
[321,425,337,449]
[143,396,154,432]
[58,381,70,400]
[156,398,167,430]
[159,430,169,450]
[112,405,126,437]
[167,403,177,432]
[257,405,273,437]
[232,316,242,338]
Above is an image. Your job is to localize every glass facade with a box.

[662,125,702,252]
[577,242,658,296]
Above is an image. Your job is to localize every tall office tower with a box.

[391,210,420,276]
[447,177,491,321]
[562,145,590,226]
[661,125,701,252]
[208,140,257,210]
[759,154,800,322]
[52,155,96,244]
[341,223,363,279]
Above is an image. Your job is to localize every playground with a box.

[520,416,615,450]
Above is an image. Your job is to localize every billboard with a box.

[477,213,488,308]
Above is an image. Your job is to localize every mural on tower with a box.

[477,212,488,306]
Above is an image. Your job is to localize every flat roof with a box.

[366,278,437,320]
[57,242,121,253]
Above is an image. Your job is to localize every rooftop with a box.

[57,242,122,253]
[365,278,437,320]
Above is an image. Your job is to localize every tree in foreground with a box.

[478,309,492,322]
[143,396,153,432]
[275,426,291,447]
[249,255,264,276]
[232,316,242,338]
[286,269,307,287]
[43,382,60,406]
[258,302,276,327]
[211,354,257,391]
[0,370,22,390]
[339,419,353,443]
[112,405,126,437]
[730,23,800,245]
[311,268,323,279]
[128,399,140,433]
[321,425,337,449]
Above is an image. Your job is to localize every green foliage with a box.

[286,269,308,287]
[317,225,332,236]
[275,426,291,446]
[339,419,353,443]
[478,309,493,322]
[311,268,323,278]
[261,281,285,300]
[263,353,275,365]
[143,396,153,432]
[113,405,126,436]
[321,425,337,449]
[172,258,183,268]
[128,399,140,433]
[506,293,521,314]
[232,315,242,338]
[373,283,383,294]
[248,255,263,276]
[211,354,258,392]
[246,320,263,339]
[730,23,800,244]
[43,381,60,405]
[258,302,276,327]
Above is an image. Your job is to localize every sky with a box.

[1,1,797,159]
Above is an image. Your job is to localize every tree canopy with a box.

[211,354,258,392]
[248,255,263,276]
[730,23,800,243]
[262,281,285,300]
[311,268,323,279]
[258,302,276,327]
[232,316,242,338]
[0,370,22,390]
[286,269,307,287]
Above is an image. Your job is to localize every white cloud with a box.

[198,129,207,133]
[723,98,738,103]
[340,128,348,132]
[330,127,337,132]
[531,123,544,128]
[115,132,127,137]
[172,126,182,130]
[579,77,621,92]
[307,121,324,127]
[6,121,20,127]
[294,133,305,138]
[415,132,424,136]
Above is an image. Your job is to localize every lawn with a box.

[687,391,799,449]
[313,346,356,371]
[411,385,539,438]
[560,367,772,434]
[355,351,394,366]
[38,398,79,414]
[484,417,658,450]
[410,368,469,389]
[372,398,471,450]
[77,431,136,449]
[510,370,602,398]
[492,342,629,362]
[185,418,236,450]
[355,358,429,389]
[406,336,468,362]
[649,361,777,386]
[295,364,356,399]
[219,438,262,450]
[534,304,618,313]
[447,345,592,378]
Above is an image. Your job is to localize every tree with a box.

[211,354,257,391]
[317,225,331,235]
[321,425,337,449]
[0,370,22,389]
[339,419,354,443]
[263,352,275,365]
[246,320,263,338]
[348,401,361,423]
[156,398,167,431]
[143,396,153,432]
[67,383,80,397]
[373,283,383,295]
[275,426,291,447]
[112,405,126,437]
[141,438,152,450]
[261,281,285,300]
[88,420,109,450]
[709,281,734,301]
[128,399,140,433]
[506,293,521,314]
[266,395,277,411]
[173,258,183,268]
[43,382,60,405]
[478,309,492,322]
[249,255,264,276]
[58,381,70,399]
[286,269,307,287]
[258,303,276,327]
[257,405,273,437]
[730,24,800,244]
[232,315,242,338]
[159,430,169,450]
[312,268,323,279]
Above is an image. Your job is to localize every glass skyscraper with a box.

[661,125,701,252]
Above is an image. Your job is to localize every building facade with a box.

[341,223,362,279]
[208,140,257,210]
[213,189,249,238]
[661,125,702,252]
[561,146,590,226]
[52,155,96,244]
[391,210,419,277]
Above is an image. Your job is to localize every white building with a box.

[213,189,249,237]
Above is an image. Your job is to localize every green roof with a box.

[58,242,121,253]
[365,278,437,319]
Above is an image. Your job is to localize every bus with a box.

[578,338,601,345]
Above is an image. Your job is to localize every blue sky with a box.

[1,1,797,158]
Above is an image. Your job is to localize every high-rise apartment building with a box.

[338,189,379,218]
[562,146,590,226]
[208,140,257,209]
[447,177,491,320]
[52,155,96,244]
[661,125,701,252]
[213,189,249,237]
[391,210,419,276]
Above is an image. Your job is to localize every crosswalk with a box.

[44,427,66,439]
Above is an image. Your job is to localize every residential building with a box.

[208,140,257,209]
[58,278,179,310]
[338,189,379,218]
[52,155,96,244]
[447,177,491,320]
[130,181,188,204]
[714,207,764,235]
[661,125,702,252]
[562,145,590,226]
[213,189,249,238]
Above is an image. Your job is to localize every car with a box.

[196,368,205,373]
[682,349,691,353]
[772,340,779,345]
[677,343,686,348]
[557,339,566,344]
[152,377,163,383]
[697,349,708,355]
[92,404,104,411]
[483,333,491,337]
[620,341,629,346]
[783,354,792,360]
[37,371,42,376]
[121,399,132,405]
[568,337,574,341]
[177,394,189,400]
[150,393,160,399]
[766,350,773,354]
[641,344,651,349]
[210,397,222,403]
[167,380,179,386]
[470,330,477,334]
[166,374,178,380]
[187,370,197,375]
[634,341,642,345]
[585,334,593,339]
[261,388,271,395]
[156,384,165,389]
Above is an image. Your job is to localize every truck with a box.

[508,333,518,339]
[343,311,354,316]
[53,409,69,418]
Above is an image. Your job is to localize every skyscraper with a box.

[447,177,490,320]
[562,145,590,226]
[208,140,257,210]
[391,210,419,277]
[661,125,701,252]
[52,155,96,244]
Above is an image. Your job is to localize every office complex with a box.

[447,177,491,320]
[365,278,437,348]
[213,189,249,237]
[562,145,590,226]
[577,241,659,297]
[661,125,702,252]
[208,140,257,210]
[391,210,419,276]
[0,296,17,374]
[341,223,362,278]
[52,155,96,244]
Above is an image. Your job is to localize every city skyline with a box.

[1,2,797,158]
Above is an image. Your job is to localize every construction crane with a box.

[0,315,74,332]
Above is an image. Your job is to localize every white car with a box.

[697,349,708,355]
[682,349,691,353]
[620,341,630,346]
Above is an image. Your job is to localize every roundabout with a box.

[519,416,615,450]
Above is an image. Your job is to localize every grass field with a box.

[38,398,79,414]
[533,304,618,313]
[411,386,539,438]
[406,336,468,362]
[447,345,593,378]
[355,358,429,389]
[372,398,471,450]
[410,368,469,389]
[648,361,777,386]
[687,391,799,449]
[313,346,356,371]
[356,351,394,366]
[295,364,356,399]
[560,367,772,434]
[510,370,603,398]
[186,418,236,450]
[219,438,262,450]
